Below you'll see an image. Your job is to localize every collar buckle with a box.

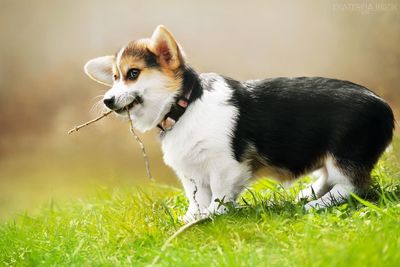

[157,92,192,132]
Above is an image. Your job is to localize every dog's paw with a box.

[207,205,228,215]
[180,209,209,223]
[297,187,314,202]
[304,199,328,211]
[207,200,236,216]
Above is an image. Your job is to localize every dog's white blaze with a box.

[161,77,252,219]
[115,46,126,78]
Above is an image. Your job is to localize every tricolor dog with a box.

[84,25,394,222]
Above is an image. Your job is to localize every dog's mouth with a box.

[115,96,143,114]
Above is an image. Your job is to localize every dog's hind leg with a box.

[304,156,369,211]
[297,167,330,201]
[304,183,354,211]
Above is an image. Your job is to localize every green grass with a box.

[1,152,400,267]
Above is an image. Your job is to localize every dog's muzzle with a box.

[103,95,143,113]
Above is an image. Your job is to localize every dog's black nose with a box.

[103,97,115,109]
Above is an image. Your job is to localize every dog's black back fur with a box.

[227,77,394,188]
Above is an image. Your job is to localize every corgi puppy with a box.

[84,25,394,222]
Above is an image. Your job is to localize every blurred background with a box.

[0,0,399,219]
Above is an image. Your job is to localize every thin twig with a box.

[150,216,210,266]
[67,110,113,134]
[126,108,154,181]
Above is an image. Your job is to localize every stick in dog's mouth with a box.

[115,96,143,114]
[68,96,144,134]
[68,110,113,134]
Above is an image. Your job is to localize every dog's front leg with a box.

[207,164,251,215]
[180,175,211,222]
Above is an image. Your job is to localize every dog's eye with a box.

[127,68,140,80]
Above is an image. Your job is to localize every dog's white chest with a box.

[161,128,213,177]
[160,80,238,179]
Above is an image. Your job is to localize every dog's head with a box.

[84,25,185,132]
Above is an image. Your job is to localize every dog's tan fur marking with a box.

[253,154,327,182]
[254,166,295,182]
[113,38,183,92]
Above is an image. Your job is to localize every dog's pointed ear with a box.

[149,25,183,70]
[84,56,114,86]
